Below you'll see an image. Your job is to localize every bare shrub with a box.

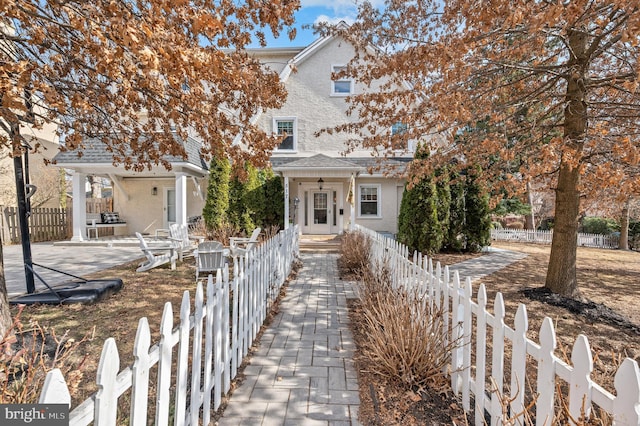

[355,262,454,390]
[506,221,525,230]
[0,306,92,403]
[207,221,241,246]
[338,231,371,278]
[261,225,280,242]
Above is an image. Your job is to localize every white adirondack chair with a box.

[168,223,202,261]
[229,227,261,258]
[135,232,177,272]
[195,241,227,281]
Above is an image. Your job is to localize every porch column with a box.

[175,172,187,226]
[283,176,290,230]
[71,171,87,241]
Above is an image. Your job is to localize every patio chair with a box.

[195,241,227,281]
[135,232,177,272]
[229,227,261,258]
[168,223,203,261]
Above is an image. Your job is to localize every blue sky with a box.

[252,0,384,48]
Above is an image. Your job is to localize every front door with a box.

[309,191,331,234]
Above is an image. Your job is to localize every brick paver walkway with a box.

[218,252,361,426]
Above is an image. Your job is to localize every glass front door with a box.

[309,191,331,234]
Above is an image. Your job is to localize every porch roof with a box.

[52,134,208,178]
[271,154,410,177]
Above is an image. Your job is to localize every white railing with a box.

[38,226,300,425]
[356,225,640,425]
[491,228,620,249]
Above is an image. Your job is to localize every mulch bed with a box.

[523,287,640,335]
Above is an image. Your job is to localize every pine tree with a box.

[202,155,230,231]
[443,172,466,252]
[260,169,284,229]
[463,169,491,253]
[397,145,443,254]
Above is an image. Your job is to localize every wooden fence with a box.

[1,198,114,244]
[491,228,620,249]
[1,205,72,244]
[357,225,640,425]
[38,226,300,425]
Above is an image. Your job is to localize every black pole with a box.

[14,151,35,294]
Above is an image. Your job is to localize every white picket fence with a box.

[491,228,620,249]
[357,225,640,425]
[38,226,300,425]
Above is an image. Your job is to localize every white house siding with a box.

[354,178,405,235]
[112,177,206,236]
[260,38,381,157]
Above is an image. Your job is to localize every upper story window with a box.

[358,184,381,217]
[273,117,297,151]
[391,121,414,152]
[331,65,353,96]
[391,122,408,135]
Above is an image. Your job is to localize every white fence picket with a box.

[155,303,174,425]
[39,368,70,405]
[130,318,151,425]
[190,283,205,425]
[353,224,640,426]
[451,271,463,395]
[203,275,216,425]
[510,304,528,420]
[569,335,594,422]
[213,272,223,411]
[537,317,557,426]
[490,293,506,426]
[613,359,640,424]
[174,291,190,426]
[462,277,473,411]
[222,265,231,394]
[94,338,119,426]
[475,284,488,425]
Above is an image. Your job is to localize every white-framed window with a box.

[391,122,408,136]
[390,121,414,151]
[273,117,297,151]
[331,65,353,96]
[358,184,381,217]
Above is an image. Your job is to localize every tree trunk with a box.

[525,181,536,230]
[88,176,102,198]
[545,27,588,297]
[545,164,580,296]
[0,230,13,340]
[619,198,630,250]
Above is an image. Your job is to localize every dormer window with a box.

[331,65,353,96]
[273,117,297,151]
